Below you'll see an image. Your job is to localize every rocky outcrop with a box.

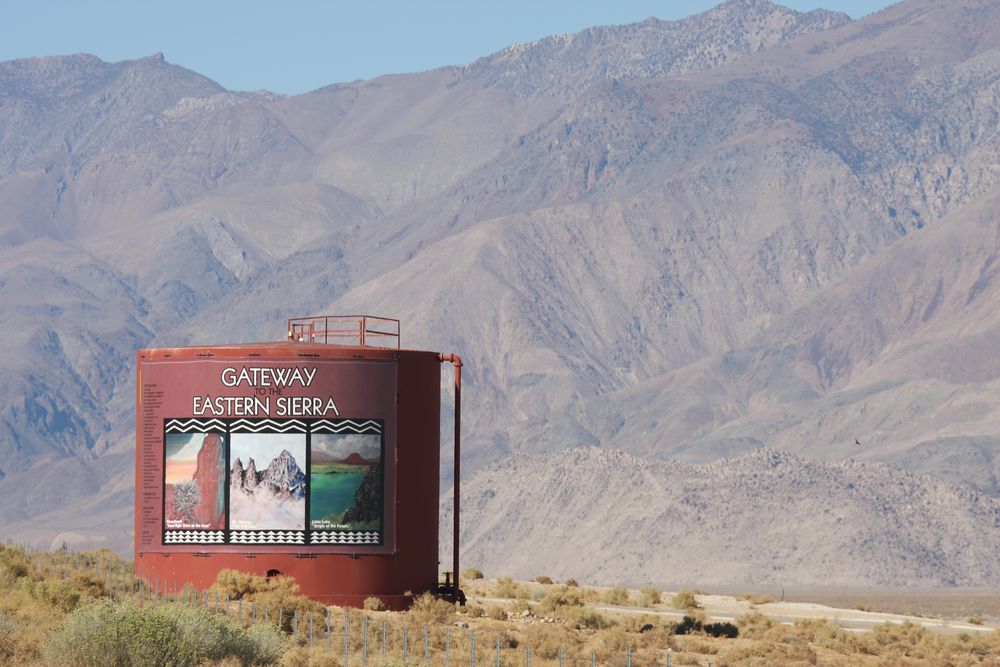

[191,433,224,527]
[244,458,259,493]
[232,449,305,500]
[342,462,383,526]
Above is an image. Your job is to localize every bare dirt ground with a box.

[469,580,999,636]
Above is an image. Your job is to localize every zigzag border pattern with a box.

[165,418,227,433]
[231,419,307,433]
[229,530,306,544]
[311,531,381,544]
[163,530,225,544]
[312,419,382,434]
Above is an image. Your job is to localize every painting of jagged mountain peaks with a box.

[229,433,306,530]
[164,432,226,530]
[310,433,382,531]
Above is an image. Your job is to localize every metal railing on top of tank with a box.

[287,315,400,349]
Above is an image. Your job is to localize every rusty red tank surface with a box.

[134,316,460,609]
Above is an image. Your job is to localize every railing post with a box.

[362,615,368,664]
[344,610,350,667]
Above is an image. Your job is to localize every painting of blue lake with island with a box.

[310,432,382,531]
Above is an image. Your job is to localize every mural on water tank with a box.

[229,432,307,531]
[161,417,384,546]
[310,432,383,532]
[163,431,227,531]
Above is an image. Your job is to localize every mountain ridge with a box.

[0,0,998,584]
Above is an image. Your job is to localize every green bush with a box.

[43,599,284,666]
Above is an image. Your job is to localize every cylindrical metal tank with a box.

[134,316,457,609]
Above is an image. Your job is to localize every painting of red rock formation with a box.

[164,432,226,530]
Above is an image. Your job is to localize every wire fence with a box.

[7,540,690,667]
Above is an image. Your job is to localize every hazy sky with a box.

[4,1,896,95]
[230,433,305,470]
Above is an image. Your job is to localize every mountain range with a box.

[231,451,306,499]
[0,0,998,584]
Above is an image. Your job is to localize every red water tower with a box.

[134,315,462,609]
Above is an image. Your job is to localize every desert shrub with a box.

[522,624,577,659]
[704,622,739,638]
[674,615,703,635]
[43,599,284,666]
[534,575,553,585]
[738,592,775,605]
[596,626,632,653]
[562,606,615,630]
[407,592,454,625]
[968,616,984,625]
[672,590,700,610]
[791,618,856,654]
[280,645,345,667]
[30,578,82,612]
[494,577,519,599]
[564,579,578,587]
[461,567,484,580]
[724,639,815,663]
[0,613,15,660]
[735,611,775,639]
[620,614,658,633]
[538,586,583,615]
[363,596,386,611]
[486,605,507,621]
[209,569,324,632]
[639,587,661,607]
[464,604,485,618]
[601,587,629,606]
[212,569,269,599]
[0,547,33,579]
[70,571,108,599]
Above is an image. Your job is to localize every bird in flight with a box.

[855,438,861,446]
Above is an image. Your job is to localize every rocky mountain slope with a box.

[445,447,1000,587]
[0,0,998,582]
